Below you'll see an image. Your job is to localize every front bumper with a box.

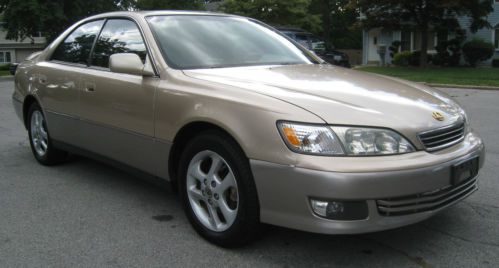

[250,133,485,234]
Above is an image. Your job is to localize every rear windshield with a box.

[147,15,317,69]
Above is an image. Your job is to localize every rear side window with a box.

[91,19,147,68]
[52,20,104,64]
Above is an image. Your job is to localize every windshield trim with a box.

[179,62,311,70]
[145,14,321,70]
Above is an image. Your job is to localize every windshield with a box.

[147,15,317,69]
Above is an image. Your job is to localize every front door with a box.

[368,28,382,63]
[35,19,105,145]
[78,18,160,175]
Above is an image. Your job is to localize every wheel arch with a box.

[22,95,39,129]
[168,121,248,189]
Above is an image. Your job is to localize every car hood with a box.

[183,64,463,142]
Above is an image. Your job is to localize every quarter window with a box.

[91,19,147,68]
[51,20,104,64]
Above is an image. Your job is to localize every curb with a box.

[0,75,14,80]
[424,83,499,90]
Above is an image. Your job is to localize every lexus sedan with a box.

[12,11,484,247]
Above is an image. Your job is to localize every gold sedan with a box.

[12,11,485,247]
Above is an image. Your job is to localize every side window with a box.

[91,19,147,68]
[52,20,104,64]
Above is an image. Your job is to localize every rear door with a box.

[78,18,160,175]
[35,20,104,145]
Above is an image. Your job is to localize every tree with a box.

[309,0,362,49]
[220,0,321,34]
[135,0,204,11]
[0,0,204,45]
[0,0,134,44]
[352,0,493,67]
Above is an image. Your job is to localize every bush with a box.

[434,41,459,66]
[462,39,495,67]
[389,41,401,59]
[409,51,433,66]
[433,30,466,67]
[0,64,11,71]
[492,59,499,68]
[392,51,412,66]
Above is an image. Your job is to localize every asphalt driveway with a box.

[0,77,498,267]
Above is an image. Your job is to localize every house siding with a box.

[0,27,46,63]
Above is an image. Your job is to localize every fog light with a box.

[310,199,368,220]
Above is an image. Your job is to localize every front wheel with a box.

[179,130,261,247]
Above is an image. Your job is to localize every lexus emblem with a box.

[432,111,445,121]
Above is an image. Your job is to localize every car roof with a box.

[87,10,240,20]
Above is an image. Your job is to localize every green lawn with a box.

[357,67,499,87]
[0,70,10,76]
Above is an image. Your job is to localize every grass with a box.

[357,66,499,87]
[0,70,10,76]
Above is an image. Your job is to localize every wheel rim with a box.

[30,110,48,157]
[186,150,239,232]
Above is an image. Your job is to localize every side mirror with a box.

[109,53,154,77]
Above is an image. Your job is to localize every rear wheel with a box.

[179,130,261,247]
[27,103,67,165]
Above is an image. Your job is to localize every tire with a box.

[178,130,261,247]
[27,102,67,165]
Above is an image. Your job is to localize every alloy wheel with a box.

[186,150,239,232]
[30,110,48,157]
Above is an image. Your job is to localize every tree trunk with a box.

[420,29,429,68]
[322,0,331,45]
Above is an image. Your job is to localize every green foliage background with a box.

[0,0,362,49]
[221,0,361,49]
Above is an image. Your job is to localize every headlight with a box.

[278,122,415,156]
[332,127,415,155]
[277,122,345,155]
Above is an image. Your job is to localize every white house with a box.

[362,1,499,65]
[0,23,46,65]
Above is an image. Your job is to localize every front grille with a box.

[418,123,465,152]
[376,178,477,216]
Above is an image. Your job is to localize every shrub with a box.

[409,51,433,66]
[433,30,466,66]
[389,41,401,58]
[493,59,499,68]
[434,41,458,66]
[392,51,412,66]
[462,39,495,67]
[0,64,11,71]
